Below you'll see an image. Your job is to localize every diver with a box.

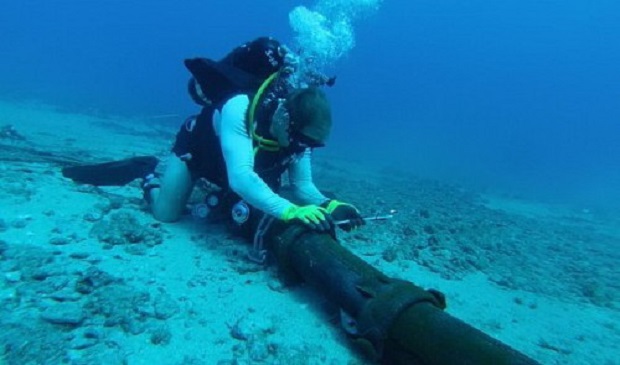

[142,37,364,233]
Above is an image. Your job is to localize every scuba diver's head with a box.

[270,87,332,153]
[223,37,287,81]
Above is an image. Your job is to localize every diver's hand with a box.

[281,205,333,232]
[323,200,365,232]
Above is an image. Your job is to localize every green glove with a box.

[324,200,365,232]
[281,205,332,231]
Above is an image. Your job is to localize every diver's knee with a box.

[150,197,181,223]
[152,208,179,223]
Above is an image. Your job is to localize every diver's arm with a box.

[219,95,294,218]
[287,149,329,205]
[150,154,193,222]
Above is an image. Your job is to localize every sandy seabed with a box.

[0,100,618,365]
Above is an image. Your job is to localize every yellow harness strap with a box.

[247,72,281,153]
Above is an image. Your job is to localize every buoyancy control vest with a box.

[184,67,295,193]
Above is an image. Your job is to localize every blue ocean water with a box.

[1,0,618,210]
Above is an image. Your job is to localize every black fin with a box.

[62,156,159,186]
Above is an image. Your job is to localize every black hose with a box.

[258,220,541,365]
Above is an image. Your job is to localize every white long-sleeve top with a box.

[213,94,328,218]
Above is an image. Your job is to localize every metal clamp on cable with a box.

[350,278,447,360]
